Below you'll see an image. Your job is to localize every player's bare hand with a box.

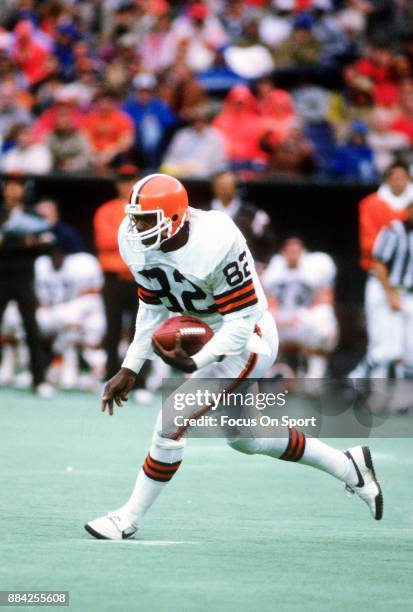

[152,334,196,373]
[387,288,401,311]
[101,368,137,416]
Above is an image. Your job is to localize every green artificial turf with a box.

[0,388,412,612]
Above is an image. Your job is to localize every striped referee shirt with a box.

[373,219,413,290]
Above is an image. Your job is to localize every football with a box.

[152,315,214,356]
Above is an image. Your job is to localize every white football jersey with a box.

[118,207,267,328]
[261,251,336,312]
[35,253,103,306]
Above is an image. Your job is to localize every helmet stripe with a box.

[129,173,165,207]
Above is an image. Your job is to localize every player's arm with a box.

[372,260,401,309]
[102,297,169,414]
[102,222,170,414]
[372,226,400,311]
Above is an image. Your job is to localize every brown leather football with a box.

[152,315,214,356]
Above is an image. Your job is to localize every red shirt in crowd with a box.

[213,85,266,163]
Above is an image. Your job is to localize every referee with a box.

[373,200,413,378]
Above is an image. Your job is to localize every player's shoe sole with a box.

[84,523,110,540]
[345,445,383,520]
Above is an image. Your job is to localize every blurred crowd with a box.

[1,1,413,179]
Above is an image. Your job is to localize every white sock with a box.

[122,440,184,527]
[60,345,78,388]
[0,344,16,383]
[256,429,356,484]
[306,355,327,378]
[299,437,355,484]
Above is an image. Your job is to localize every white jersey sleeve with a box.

[121,301,170,374]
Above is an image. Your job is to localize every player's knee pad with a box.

[227,437,261,455]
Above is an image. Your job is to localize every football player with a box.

[35,245,106,389]
[261,237,338,377]
[0,245,106,389]
[85,174,383,540]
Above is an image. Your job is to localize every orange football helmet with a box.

[125,173,189,251]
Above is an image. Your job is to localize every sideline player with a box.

[85,174,383,540]
[261,237,338,378]
[35,245,106,389]
[0,245,106,389]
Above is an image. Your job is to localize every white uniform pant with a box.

[151,310,280,455]
[277,304,338,352]
[2,296,106,348]
[37,295,106,347]
[365,275,413,368]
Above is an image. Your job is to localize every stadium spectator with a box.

[35,198,83,255]
[259,0,294,49]
[209,170,276,265]
[261,120,316,176]
[223,16,274,80]
[0,124,52,175]
[158,61,206,120]
[52,21,82,80]
[82,90,134,170]
[330,119,377,180]
[213,85,266,170]
[93,165,138,379]
[123,74,177,170]
[273,13,322,72]
[391,84,413,145]
[221,0,256,42]
[32,95,84,142]
[260,89,297,146]
[367,108,409,173]
[0,174,53,397]
[312,0,350,64]
[0,81,32,142]
[344,39,394,106]
[161,104,227,178]
[11,20,50,86]
[139,12,179,74]
[293,83,331,124]
[47,105,92,172]
[336,0,370,38]
[172,2,228,73]
[3,0,39,30]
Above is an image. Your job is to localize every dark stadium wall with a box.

[24,175,375,304]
